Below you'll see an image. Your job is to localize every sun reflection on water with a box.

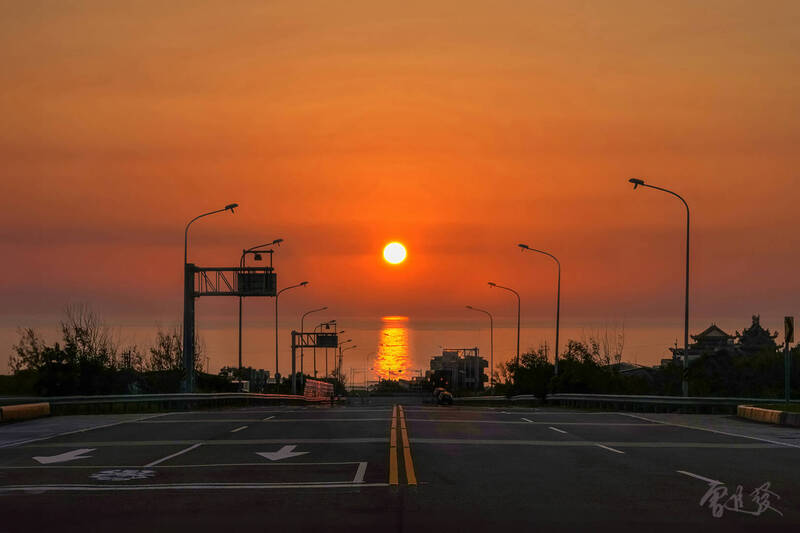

[375,316,410,380]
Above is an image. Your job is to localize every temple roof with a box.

[691,324,733,341]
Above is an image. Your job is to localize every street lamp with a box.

[466,305,493,390]
[238,238,282,376]
[301,306,328,377]
[314,320,336,377]
[518,244,561,376]
[628,177,691,397]
[276,281,309,392]
[338,344,357,383]
[182,203,238,392]
[184,203,238,264]
[488,282,521,367]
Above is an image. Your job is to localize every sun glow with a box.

[375,316,411,380]
[383,242,407,264]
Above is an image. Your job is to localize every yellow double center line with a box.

[389,404,417,486]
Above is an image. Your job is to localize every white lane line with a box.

[620,413,800,449]
[230,426,248,433]
[0,413,173,449]
[405,419,658,426]
[144,443,203,467]
[353,462,368,483]
[262,416,275,421]
[677,470,722,485]
[0,461,366,470]
[138,418,390,423]
[24,438,389,448]
[548,426,567,434]
[595,444,625,454]
[0,482,390,492]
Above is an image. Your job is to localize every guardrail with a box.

[0,392,332,417]
[454,393,800,413]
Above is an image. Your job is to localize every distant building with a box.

[219,366,271,392]
[735,315,779,355]
[666,315,779,365]
[427,348,488,391]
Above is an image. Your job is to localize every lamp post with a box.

[183,203,238,392]
[488,282,521,367]
[338,344,357,383]
[314,320,336,377]
[301,306,328,377]
[466,305,493,390]
[328,330,346,378]
[518,244,561,376]
[628,177,691,397]
[238,239,282,377]
[276,281,308,392]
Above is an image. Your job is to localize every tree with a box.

[502,346,554,398]
[147,326,204,373]
[60,304,118,368]
[9,328,50,373]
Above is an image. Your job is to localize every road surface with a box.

[0,401,797,531]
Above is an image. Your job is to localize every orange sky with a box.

[1,1,800,360]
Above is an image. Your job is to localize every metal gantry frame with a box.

[290,331,339,394]
[183,264,276,392]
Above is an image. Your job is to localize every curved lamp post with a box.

[182,203,238,392]
[489,282,521,367]
[629,177,691,397]
[301,306,328,377]
[238,238,282,375]
[313,320,336,377]
[276,281,308,392]
[518,244,561,376]
[338,344,357,382]
[466,305,493,390]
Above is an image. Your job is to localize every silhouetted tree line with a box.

[1,305,235,396]
[495,338,800,399]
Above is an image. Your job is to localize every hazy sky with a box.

[1,1,799,357]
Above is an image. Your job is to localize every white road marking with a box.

[620,413,800,449]
[408,439,776,449]
[0,413,172,449]
[262,416,275,421]
[677,470,722,485]
[595,444,625,454]
[230,426,248,433]
[24,438,388,447]
[256,445,309,461]
[405,419,659,426]
[138,418,389,423]
[144,443,202,467]
[33,448,96,465]
[0,461,366,469]
[0,482,390,492]
[353,462,367,483]
[548,427,567,434]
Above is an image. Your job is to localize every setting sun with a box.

[383,242,407,264]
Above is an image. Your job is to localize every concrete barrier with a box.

[0,402,50,422]
[737,405,800,427]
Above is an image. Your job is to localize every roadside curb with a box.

[0,402,51,422]
[737,405,800,427]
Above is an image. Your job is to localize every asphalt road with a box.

[0,400,798,532]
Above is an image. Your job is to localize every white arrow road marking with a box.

[256,445,309,461]
[33,448,96,465]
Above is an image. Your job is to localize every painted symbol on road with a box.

[256,445,309,461]
[90,469,156,481]
[33,448,96,465]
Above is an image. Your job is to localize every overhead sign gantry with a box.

[183,264,276,391]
